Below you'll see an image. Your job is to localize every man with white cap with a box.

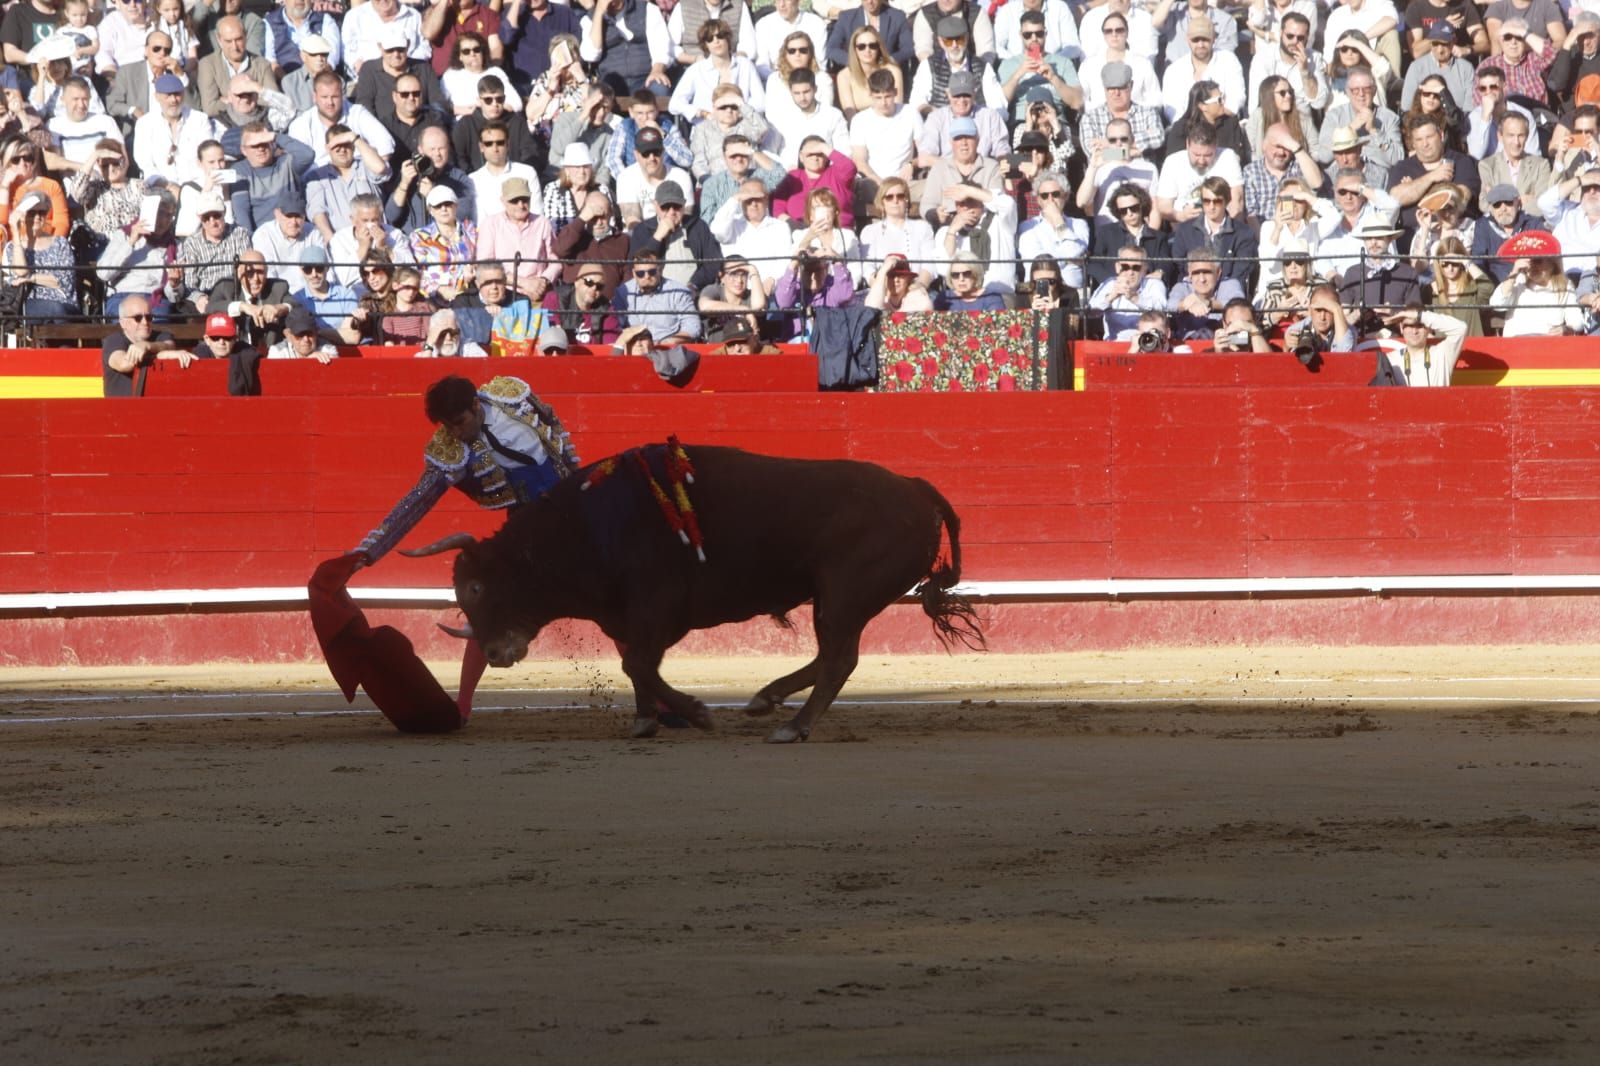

[263,0,342,79]
[280,32,333,114]
[469,118,539,221]
[132,72,221,184]
[353,23,446,124]
[341,0,430,78]
[196,15,278,120]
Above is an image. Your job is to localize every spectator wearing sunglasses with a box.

[613,249,701,346]
[754,0,827,78]
[1088,183,1169,288]
[670,20,764,124]
[101,293,180,397]
[1400,20,1475,112]
[1246,12,1328,114]
[1477,18,1556,108]
[354,23,447,124]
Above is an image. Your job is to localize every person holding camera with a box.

[1076,118,1156,223]
[1285,283,1356,356]
[1211,299,1274,352]
[388,126,476,233]
[1125,310,1181,354]
[1370,303,1467,386]
[774,243,853,340]
[1020,255,1064,311]
[1089,245,1167,340]
[996,11,1082,126]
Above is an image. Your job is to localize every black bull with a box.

[405,445,983,743]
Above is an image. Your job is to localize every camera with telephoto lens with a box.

[1136,329,1168,353]
[1292,328,1326,366]
[411,153,436,180]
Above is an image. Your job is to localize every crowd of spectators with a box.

[7,0,1600,388]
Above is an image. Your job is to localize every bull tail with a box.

[911,479,985,652]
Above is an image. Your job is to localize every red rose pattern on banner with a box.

[877,310,1049,392]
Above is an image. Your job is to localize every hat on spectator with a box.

[885,253,914,276]
[1017,130,1049,152]
[576,260,607,280]
[26,33,78,65]
[655,180,687,207]
[1024,85,1056,105]
[1418,184,1466,214]
[615,325,653,352]
[204,312,237,338]
[935,14,967,38]
[378,23,411,52]
[560,142,595,168]
[1277,236,1312,261]
[300,33,332,55]
[1328,125,1368,152]
[720,322,758,344]
[1187,17,1215,39]
[538,325,569,354]
[1500,17,1529,39]
[153,72,186,95]
[14,191,47,216]
[1487,183,1521,206]
[947,71,979,97]
[300,244,330,266]
[195,189,227,216]
[949,116,979,139]
[1354,211,1403,239]
[501,176,532,200]
[1424,21,1455,43]
[276,188,306,215]
[285,307,319,335]
[635,126,665,155]
[426,184,458,207]
[1102,62,1133,90]
[1497,229,1561,259]
[426,309,460,347]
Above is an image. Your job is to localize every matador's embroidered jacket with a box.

[356,376,581,563]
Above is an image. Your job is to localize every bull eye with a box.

[466,579,485,604]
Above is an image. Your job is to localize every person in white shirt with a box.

[769,69,850,168]
[288,70,395,169]
[613,126,693,224]
[1076,117,1158,222]
[1371,304,1467,385]
[1159,18,1246,121]
[329,192,415,288]
[909,17,1007,114]
[132,73,221,185]
[753,0,828,77]
[850,68,922,194]
[1078,0,1158,63]
[993,0,1080,62]
[341,0,429,77]
[1248,11,1329,113]
[1017,169,1088,289]
[47,76,120,166]
[1155,126,1244,225]
[468,118,540,222]
[267,306,339,362]
[932,184,1018,292]
[1322,0,1400,74]
[251,190,327,294]
[668,18,764,122]
[708,177,793,293]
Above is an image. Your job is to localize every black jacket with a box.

[627,216,723,293]
[1171,214,1261,291]
[1088,219,1172,288]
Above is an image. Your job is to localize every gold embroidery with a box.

[482,376,530,404]
[423,426,469,470]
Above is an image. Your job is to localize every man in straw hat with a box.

[1336,209,1421,320]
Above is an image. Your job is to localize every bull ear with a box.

[400,533,478,557]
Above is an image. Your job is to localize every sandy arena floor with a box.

[3,646,1600,1065]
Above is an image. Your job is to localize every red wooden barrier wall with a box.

[7,387,1600,598]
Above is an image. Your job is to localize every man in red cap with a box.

[193,310,266,395]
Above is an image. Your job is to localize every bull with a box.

[403,444,983,743]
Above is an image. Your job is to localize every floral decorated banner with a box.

[876,310,1052,392]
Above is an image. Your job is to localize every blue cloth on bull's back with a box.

[575,444,687,572]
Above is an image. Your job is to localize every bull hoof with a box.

[765,722,809,744]
[744,694,780,717]
[659,713,691,729]
[631,716,660,739]
[680,701,717,731]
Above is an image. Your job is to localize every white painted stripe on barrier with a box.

[10,573,1600,614]
[3,694,1597,726]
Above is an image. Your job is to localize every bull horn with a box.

[400,533,478,557]
[437,622,474,640]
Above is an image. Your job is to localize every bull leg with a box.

[766,627,863,744]
[744,658,820,717]
[618,642,715,738]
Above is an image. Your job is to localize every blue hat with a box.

[1424,21,1455,42]
[299,244,330,266]
[276,187,306,215]
[154,73,186,95]
[949,116,979,139]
